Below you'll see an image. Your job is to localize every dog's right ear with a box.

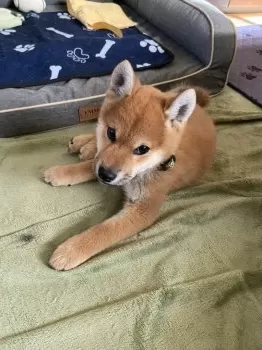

[165,89,196,126]
[108,60,140,98]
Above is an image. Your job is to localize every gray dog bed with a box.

[0,0,236,137]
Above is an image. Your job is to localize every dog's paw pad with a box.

[43,167,71,186]
[68,135,93,154]
[49,238,85,271]
[68,137,80,154]
[78,140,96,161]
[49,248,71,271]
[79,146,90,161]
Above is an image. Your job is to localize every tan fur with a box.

[171,85,210,107]
[44,61,216,271]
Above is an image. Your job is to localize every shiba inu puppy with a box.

[44,60,216,271]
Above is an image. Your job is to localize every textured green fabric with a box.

[1,87,262,349]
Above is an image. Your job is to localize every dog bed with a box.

[0,12,173,88]
[0,0,236,137]
[1,87,262,349]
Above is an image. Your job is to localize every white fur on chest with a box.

[123,172,153,202]
[123,176,145,202]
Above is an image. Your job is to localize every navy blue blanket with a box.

[0,11,174,89]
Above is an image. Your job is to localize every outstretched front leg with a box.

[44,160,95,186]
[44,133,97,186]
[49,192,165,270]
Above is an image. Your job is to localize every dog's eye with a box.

[133,145,150,155]
[107,127,116,142]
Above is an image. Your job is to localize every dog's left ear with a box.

[108,60,139,98]
[165,89,196,125]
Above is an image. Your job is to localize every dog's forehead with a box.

[101,87,166,145]
[102,86,165,125]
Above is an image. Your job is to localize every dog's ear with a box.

[108,60,139,98]
[165,89,196,125]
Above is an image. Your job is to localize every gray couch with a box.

[0,0,236,137]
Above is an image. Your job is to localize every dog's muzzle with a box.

[97,165,118,184]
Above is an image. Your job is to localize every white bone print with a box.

[136,63,151,68]
[46,27,74,38]
[95,40,115,59]
[49,65,62,80]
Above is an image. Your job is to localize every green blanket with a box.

[1,87,262,349]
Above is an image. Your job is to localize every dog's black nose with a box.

[98,165,117,183]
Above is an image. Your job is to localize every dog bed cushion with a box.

[0,0,236,137]
[1,87,262,349]
[0,11,173,89]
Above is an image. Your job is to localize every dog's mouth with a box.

[96,173,132,186]
[96,177,115,186]
[94,161,133,186]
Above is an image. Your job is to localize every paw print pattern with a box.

[240,72,257,80]
[247,65,262,73]
[140,39,164,53]
[67,48,90,63]
[57,12,73,20]
[14,44,35,53]
[26,12,40,19]
[0,29,16,36]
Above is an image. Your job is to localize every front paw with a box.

[68,134,95,154]
[68,137,81,154]
[49,235,89,271]
[44,166,72,186]
[79,142,96,161]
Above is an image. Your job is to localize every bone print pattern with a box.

[95,40,116,59]
[46,27,74,38]
[136,63,151,68]
[0,11,173,88]
[49,65,62,80]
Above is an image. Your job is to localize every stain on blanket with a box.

[19,233,34,243]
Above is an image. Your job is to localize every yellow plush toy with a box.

[66,0,136,38]
[0,8,24,29]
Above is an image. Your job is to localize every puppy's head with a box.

[95,60,197,186]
